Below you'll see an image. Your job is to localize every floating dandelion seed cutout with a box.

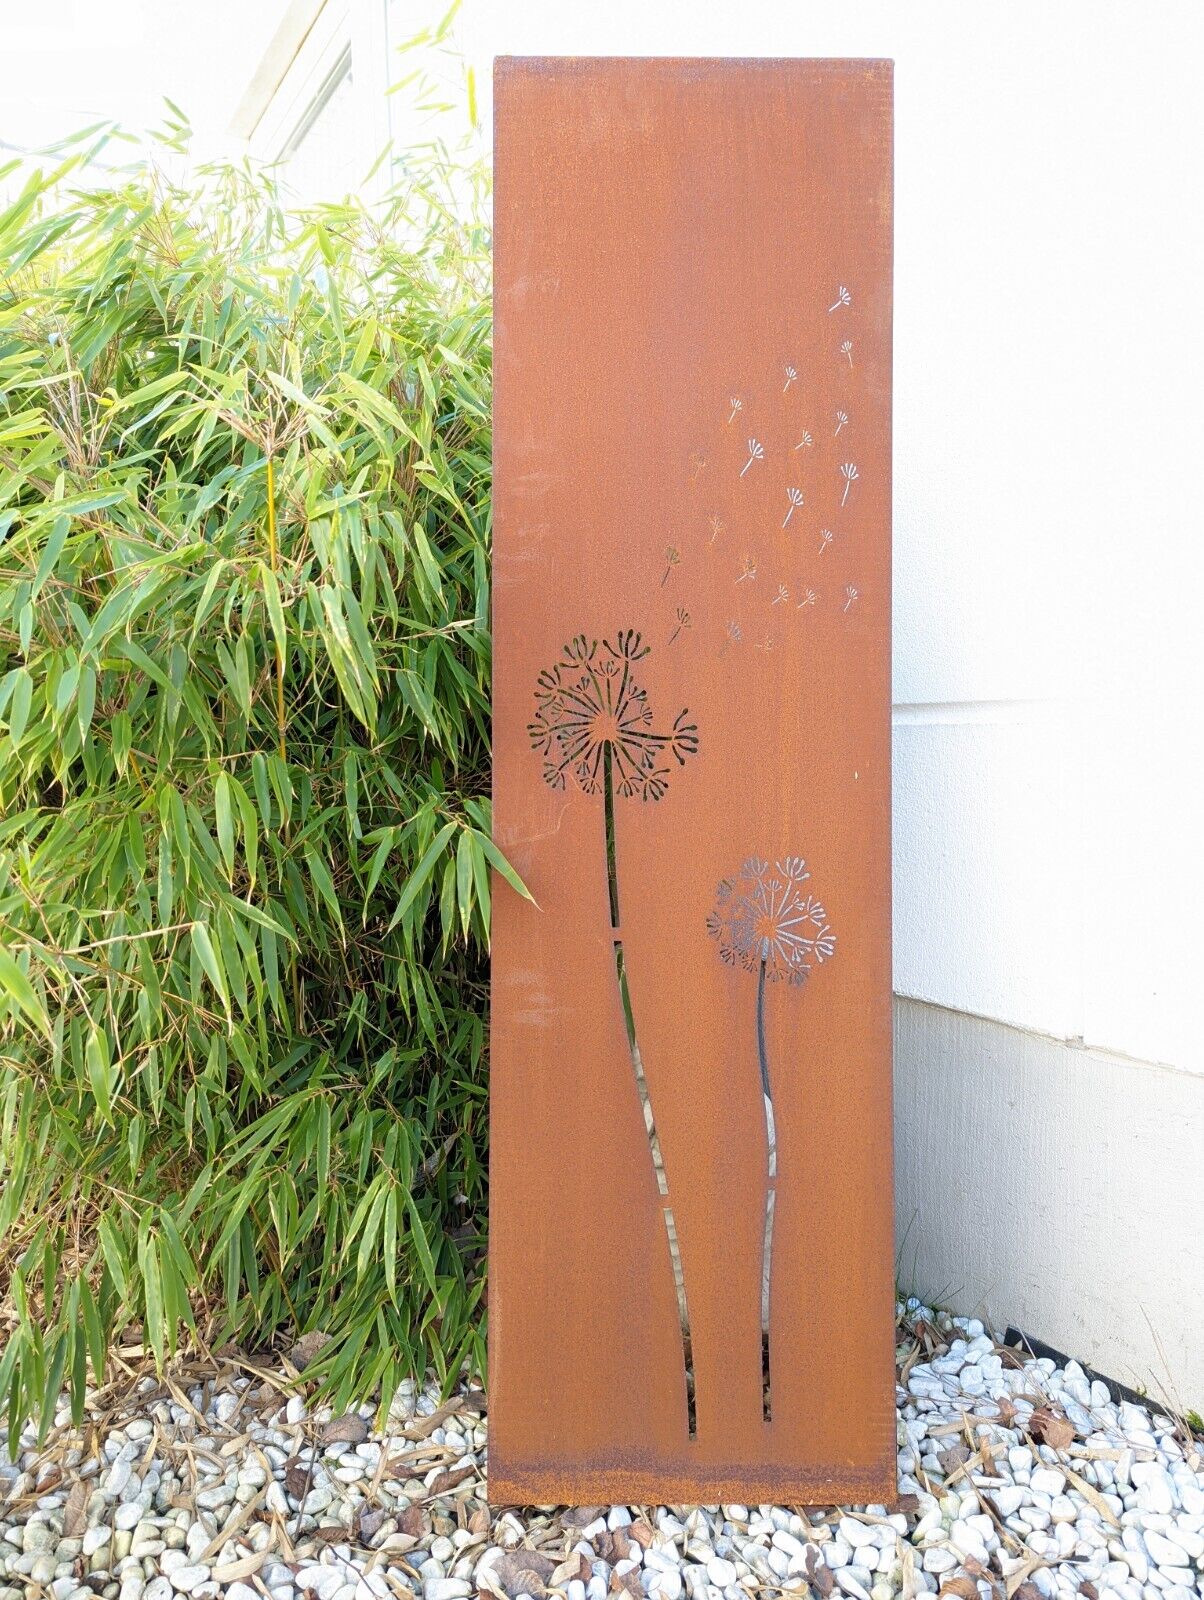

[727,397,744,424]
[740,439,765,477]
[797,587,818,609]
[783,364,798,392]
[793,431,813,451]
[840,463,859,506]
[528,632,698,803]
[782,488,804,527]
[707,857,836,987]
[669,607,691,644]
[772,584,789,606]
[736,554,757,583]
[840,339,855,368]
[661,545,681,585]
[844,585,859,613]
[828,285,852,312]
[834,410,849,436]
[818,528,835,556]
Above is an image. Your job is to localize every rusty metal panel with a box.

[490,57,895,1506]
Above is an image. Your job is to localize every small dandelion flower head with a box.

[707,856,835,985]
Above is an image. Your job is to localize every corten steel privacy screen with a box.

[490,57,894,1505]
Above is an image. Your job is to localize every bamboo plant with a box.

[0,131,516,1437]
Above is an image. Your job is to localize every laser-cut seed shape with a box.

[844,585,859,612]
[840,462,859,507]
[797,587,818,609]
[737,554,757,583]
[782,488,804,527]
[772,584,789,605]
[728,397,743,424]
[669,607,691,644]
[707,856,836,1423]
[840,339,854,368]
[661,546,681,585]
[834,410,848,436]
[828,285,851,312]
[720,619,743,656]
[740,439,765,478]
[709,513,725,543]
[818,528,835,556]
[783,364,798,392]
[529,632,699,1433]
[793,430,813,451]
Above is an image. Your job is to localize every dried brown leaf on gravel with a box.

[482,1550,558,1599]
[560,1507,605,1530]
[1029,1406,1076,1451]
[609,1568,642,1600]
[428,1464,478,1496]
[63,1479,89,1536]
[592,1529,633,1564]
[939,1581,980,1600]
[322,1414,370,1445]
[804,1545,834,1597]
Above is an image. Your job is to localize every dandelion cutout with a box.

[707,856,836,1423]
[843,585,859,612]
[720,619,743,656]
[793,430,813,451]
[754,634,775,653]
[669,607,691,644]
[727,397,743,424]
[834,410,848,436]
[783,364,798,393]
[736,554,757,583]
[818,528,835,556]
[529,632,699,1432]
[740,439,765,478]
[782,487,804,527]
[840,339,854,369]
[797,587,818,610]
[828,285,851,312]
[708,514,725,544]
[690,450,707,481]
[661,546,681,586]
[839,462,859,507]
[772,584,789,606]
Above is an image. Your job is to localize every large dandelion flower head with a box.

[528,631,699,801]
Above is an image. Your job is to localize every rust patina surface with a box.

[490,56,895,1505]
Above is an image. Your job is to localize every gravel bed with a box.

[1,1304,1200,1600]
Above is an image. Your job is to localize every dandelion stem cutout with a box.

[492,56,894,1508]
[529,632,700,1432]
[708,859,835,1422]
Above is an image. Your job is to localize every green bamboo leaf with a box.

[6,669,32,745]
[386,820,456,932]
[0,952,50,1037]
[474,830,537,906]
[214,772,236,880]
[403,1191,439,1297]
[191,922,229,1013]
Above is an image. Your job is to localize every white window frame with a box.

[229,0,391,198]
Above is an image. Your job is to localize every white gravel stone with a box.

[2,1303,1200,1600]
